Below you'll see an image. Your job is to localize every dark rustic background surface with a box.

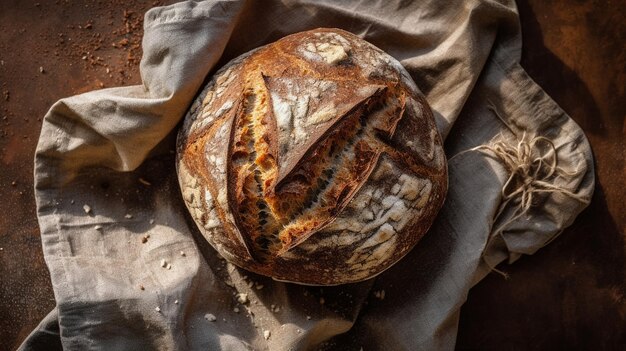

[0,1,623,350]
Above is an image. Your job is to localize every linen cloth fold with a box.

[22,0,594,350]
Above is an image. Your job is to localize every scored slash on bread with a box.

[177,28,447,285]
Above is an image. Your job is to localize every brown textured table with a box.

[0,1,623,350]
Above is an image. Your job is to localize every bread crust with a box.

[177,28,447,285]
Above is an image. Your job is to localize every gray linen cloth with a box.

[22,0,594,350]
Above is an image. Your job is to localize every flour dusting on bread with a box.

[176,28,447,285]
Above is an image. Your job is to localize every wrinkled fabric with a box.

[23,1,594,350]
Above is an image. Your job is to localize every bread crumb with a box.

[174,300,179,304]
[149,219,155,224]
[155,306,161,312]
[180,251,186,257]
[263,330,271,340]
[306,315,311,320]
[166,263,172,270]
[141,236,148,244]
[139,284,144,290]
[83,204,92,214]
[374,290,386,300]
[124,214,133,219]
[236,293,249,304]
[256,284,264,290]
[233,307,240,313]
[39,66,44,73]
[138,177,151,186]
[94,225,103,230]
[160,259,167,268]
[204,313,217,322]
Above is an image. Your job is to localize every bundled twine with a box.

[450,102,588,278]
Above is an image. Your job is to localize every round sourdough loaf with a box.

[176,28,447,285]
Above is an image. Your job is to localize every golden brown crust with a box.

[177,28,447,285]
